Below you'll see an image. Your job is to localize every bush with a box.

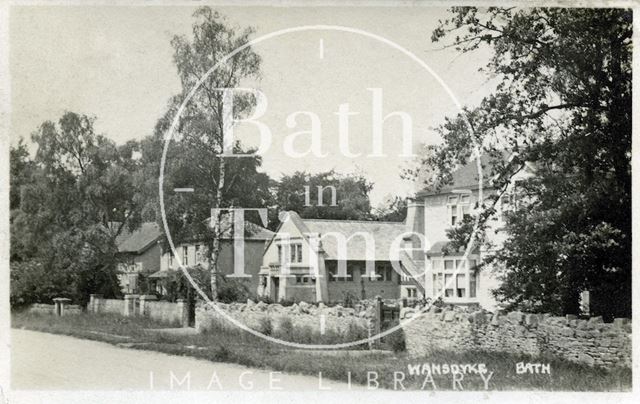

[344,322,368,342]
[257,316,273,336]
[383,327,406,353]
[276,317,294,340]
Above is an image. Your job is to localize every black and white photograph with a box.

[0,1,636,403]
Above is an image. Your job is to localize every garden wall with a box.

[90,296,125,315]
[28,303,55,315]
[88,294,188,326]
[142,299,187,326]
[195,300,374,337]
[401,307,632,369]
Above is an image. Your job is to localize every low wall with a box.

[88,294,188,326]
[28,303,55,315]
[196,300,374,337]
[401,307,632,369]
[142,300,187,326]
[91,297,125,315]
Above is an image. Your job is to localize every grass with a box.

[11,311,631,391]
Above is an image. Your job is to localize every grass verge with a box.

[11,311,631,391]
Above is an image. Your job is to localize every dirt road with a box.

[11,329,359,391]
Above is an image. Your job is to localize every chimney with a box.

[404,200,426,260]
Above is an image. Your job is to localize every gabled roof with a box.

[211,214,275,241]
[117,216,274,255]
[268,211,406,261]
[116,222,161,254]
[302,218,406,261]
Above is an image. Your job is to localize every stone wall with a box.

[28,303,82,315]
[401,307,632,369]
[88,294,187,326]
[90,297,125,315]
[28,303,55,315]
[196,299,374,338]
[142,299,187,326]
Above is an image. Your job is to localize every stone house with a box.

[403,153,536,310]
[259,154,535,309]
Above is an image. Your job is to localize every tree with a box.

[271,170,374,225]
[423,8,631,318]
[10,112,144,306]
[156,7,267,300]
[373,195,408,222]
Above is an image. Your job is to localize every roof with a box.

[215,216,275,241]
[116,222,162,254]
[116,215,274,255]
[416,152,508,197]
[270,211,407,261]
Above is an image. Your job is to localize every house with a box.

[115,222,162,294]
[259,211,415,303]
[259,153,534,309]
[156,216,274,298]
[404,153,536,310]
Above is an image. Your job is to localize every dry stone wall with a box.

[196,299,374,337]
[401,307,632,369]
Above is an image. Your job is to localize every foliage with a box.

[422,8,631,318]
[150,6,268,300]
[383,326,406,353]
[10,112,143,306]
[270,170,373,227]
[257,316,273,336]
[372,195,408,222]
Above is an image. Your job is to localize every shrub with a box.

[292,325,314,343]
[383,327,406,353]
[344,322,368,342]
[276,317,294,340]
[257,316,273,336]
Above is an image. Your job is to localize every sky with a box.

[9,5,495,206]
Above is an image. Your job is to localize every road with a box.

[11,329,360,391]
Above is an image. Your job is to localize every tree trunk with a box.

[208,157,226,301]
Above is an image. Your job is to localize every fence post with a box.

[123,294,139,317]
[89,294,102,313]
[52,297,71,316]
[139,295,157,317]
[373,296,383,348]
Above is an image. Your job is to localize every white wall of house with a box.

[262,216,328,302]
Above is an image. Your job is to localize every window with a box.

[277,245,282,263]
[433,273,443,296]
[195,245,202,263]
[290,244,303,263]
[450,204,458,225]
[329,263,353,282]
[295,275,311,284]
[385,266,393,282]
[456,273,466,297]
[444,274,454,297]
[448,193,471,225]
[407,287,417,298]
[169,253,173,268]
[469,270,477,298]
[182,246,188,266]
[444,259,455,270]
